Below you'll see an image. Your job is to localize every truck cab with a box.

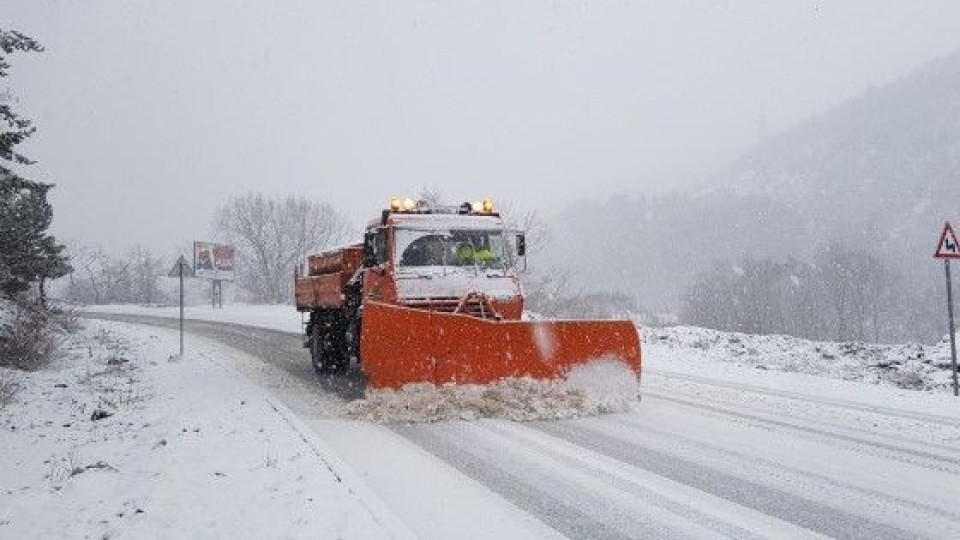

[295,198,526,374]
[361,203,525,320]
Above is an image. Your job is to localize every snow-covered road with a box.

[82,312,960,539]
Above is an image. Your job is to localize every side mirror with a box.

[516,234,527,257]
[363,232,377,267]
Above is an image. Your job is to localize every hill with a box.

[544,50,960,342]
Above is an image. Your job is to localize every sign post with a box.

[934,221,960,396]
[212,279,223,308]
[168,255,194,358]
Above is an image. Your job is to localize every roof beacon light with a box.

[471,200,483,213]
[389,197,402,211]
[403,198,416,211]
[482,199,494,213]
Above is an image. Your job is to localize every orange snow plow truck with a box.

[294,198,641,390]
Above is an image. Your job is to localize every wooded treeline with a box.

[680,242,939,343]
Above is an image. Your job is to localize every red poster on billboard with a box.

[194,241,236,280]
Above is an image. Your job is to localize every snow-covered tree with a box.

[214,193,352,303]
[1,29,42,166]
[680,245,905,343]
[0,167,71,302]
[63,244,167,305]
[0,29,70,304]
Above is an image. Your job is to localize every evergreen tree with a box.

[0,175,70,299]
[1,29,42,166]
[0,29,70,302]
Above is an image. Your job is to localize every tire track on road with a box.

[647,369,960,427]
[472,420,825,540]
[393,421,749,540]
[602,413,960,524]
[531,420,915,540]
[642,387,960,461]
[642,391,960,471]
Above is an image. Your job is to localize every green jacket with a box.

[457,244,495,263]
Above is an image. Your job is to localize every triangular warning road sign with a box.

[167,255,195,277]
[935,222,960,259]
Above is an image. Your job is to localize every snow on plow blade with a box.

[360,301,642,390]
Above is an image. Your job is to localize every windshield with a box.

[395,229,514,270]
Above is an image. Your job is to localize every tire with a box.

[346,316,361,367]
[324,334,349,374]
[310,313,349,375]
[310,322,327,375]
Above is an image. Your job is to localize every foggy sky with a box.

[5,0,960,256]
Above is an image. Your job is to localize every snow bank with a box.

[342,359,639,423]
[644,325,959,392]
[0,321,393,539]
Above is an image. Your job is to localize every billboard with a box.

[194,241,235,281]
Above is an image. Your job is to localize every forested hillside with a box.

[546,50,960,342]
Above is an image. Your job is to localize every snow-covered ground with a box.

[0,320,410,539]
[43,303,960,538]
[645,324,959,394]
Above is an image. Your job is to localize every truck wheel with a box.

[310,323,326,375]
[346,316,362,367]
[327,354,348,374]
[311,322,348,375]
[325,330,349,374]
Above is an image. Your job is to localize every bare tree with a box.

[412,188,551,255]
[417,184,444,206]
[62,243,166,305]
[681,244,907,343]
[64,244,111,304]
[524,266,576,316]
[497,200,550,255]
[126,246,164,304]
[680,259,738,331]
[214,194,352,303]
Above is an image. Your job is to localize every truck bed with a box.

[294,245,363,311]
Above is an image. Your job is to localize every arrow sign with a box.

[935,222,960,259]
[168,255,195,278]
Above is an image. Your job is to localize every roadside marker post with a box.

[934,221,960,396]
[168,255,195,358]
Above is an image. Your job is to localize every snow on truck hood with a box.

[395,267,520,300]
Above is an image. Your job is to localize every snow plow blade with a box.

[360,301,642,390]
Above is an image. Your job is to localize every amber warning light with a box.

[387,197,495,214]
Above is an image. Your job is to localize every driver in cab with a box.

[456,238,494,264]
